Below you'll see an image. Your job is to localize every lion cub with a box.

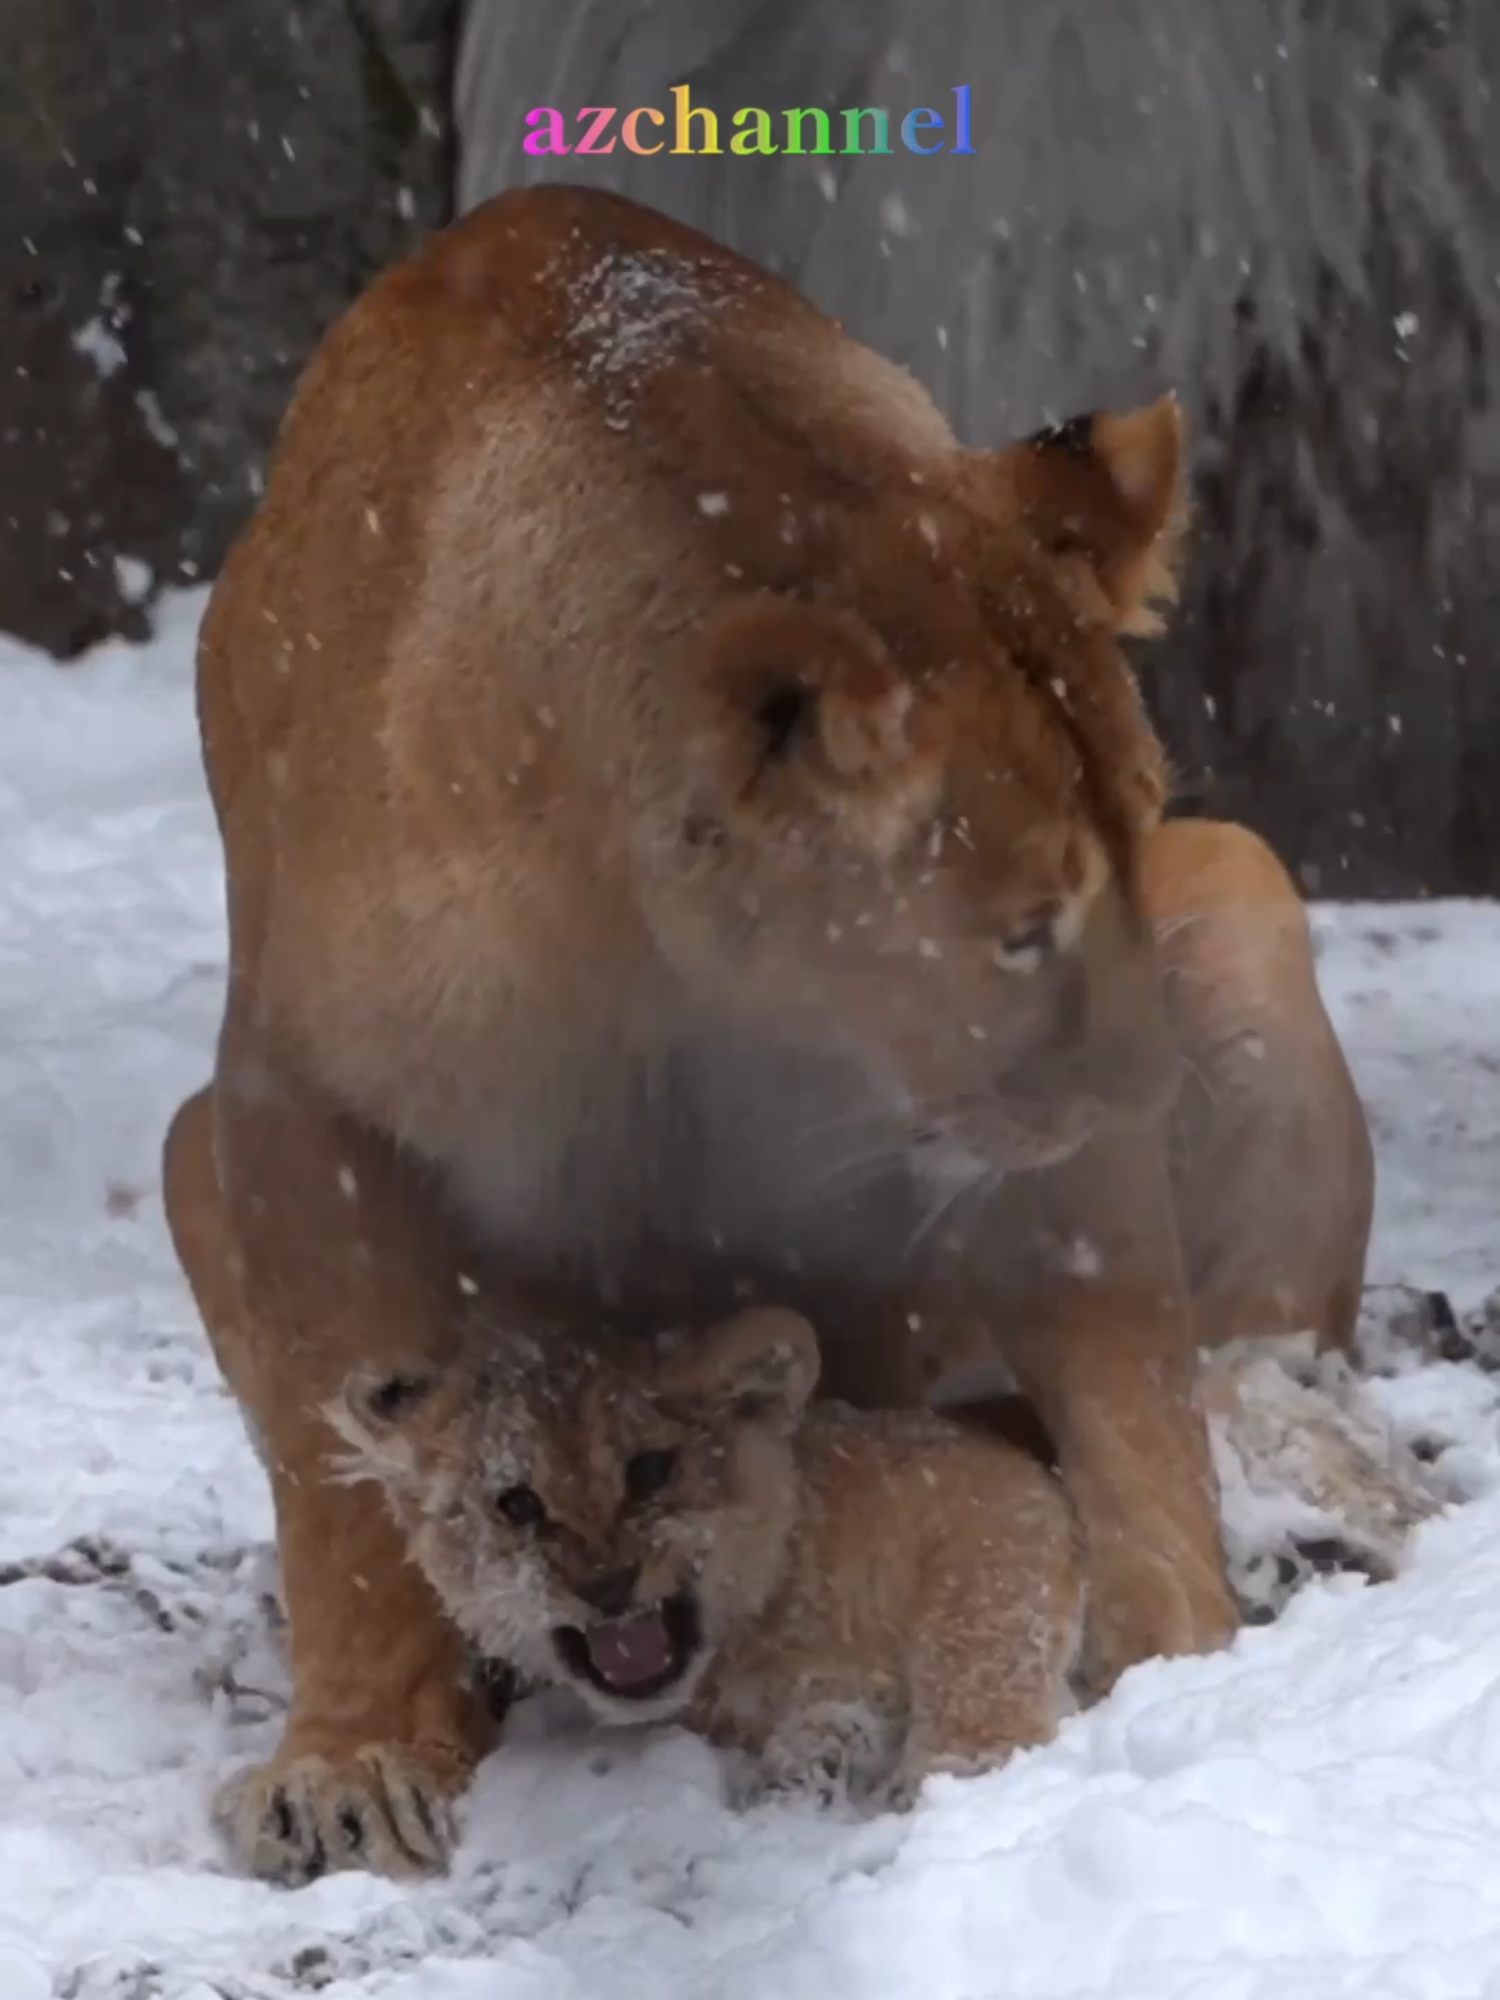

[328,1308,1084,1808]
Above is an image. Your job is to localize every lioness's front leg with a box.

[163,1054,496,1885]
[969,1130,1237,1690]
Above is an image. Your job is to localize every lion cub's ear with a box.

[987,393,1189,638]
[659,1308,821,1434]
[321,1367,445,1486]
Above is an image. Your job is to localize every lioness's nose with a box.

[577,1564,641,1616]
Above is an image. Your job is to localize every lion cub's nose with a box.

[576,1564,642,1617]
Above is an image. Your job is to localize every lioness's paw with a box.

[214,1739,470,1885]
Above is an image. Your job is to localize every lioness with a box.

[162,183,1373,1883]
[326,1307,1085,1816]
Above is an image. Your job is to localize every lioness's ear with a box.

[688,596,929,792]
[991,393,1189,638]
[661,1308,820,1433]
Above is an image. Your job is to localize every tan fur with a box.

[162,183,1373,1882]
[1202,1340,1441,1585]
[1151,820,1375,1357]
[328,1309,1084,1809]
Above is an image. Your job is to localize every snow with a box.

[70,318,127,382]
[1,593,1499,1999]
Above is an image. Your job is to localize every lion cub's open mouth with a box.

[553,1589,702,1704]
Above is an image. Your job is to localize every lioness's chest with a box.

[442,1019,937,1324]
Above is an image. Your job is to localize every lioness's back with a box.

[218,183,960,683]
[199,183,966,892]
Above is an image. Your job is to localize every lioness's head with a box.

[325,1308,819,1726]
[634,397,1188,1175]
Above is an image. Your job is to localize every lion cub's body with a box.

[331,1312,1082,1806]
[693,1404,1082,1803]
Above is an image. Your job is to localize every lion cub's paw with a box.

[888,1742,1016,1812]
[214,1738,470,1885]
[737,1745,853,1813]
[739,1704,896,1811]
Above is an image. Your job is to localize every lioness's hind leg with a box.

[1143,818,1374,1356]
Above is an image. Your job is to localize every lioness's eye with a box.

[995,905,1061,968]
[624,1449,679,1503]
[495,1484,547,1529]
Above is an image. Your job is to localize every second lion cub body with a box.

[330,1309,1083,1806]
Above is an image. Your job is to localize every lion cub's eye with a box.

[495,1484,547,1529]
[624,1449,679,1504]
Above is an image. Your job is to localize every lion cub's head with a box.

[325,1309,819,1726]
[635,397,1190,1176]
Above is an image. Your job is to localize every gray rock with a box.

[455,0,1500,895]
[0,0,455,658]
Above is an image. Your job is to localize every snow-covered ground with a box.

[1,594,1498,2000]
